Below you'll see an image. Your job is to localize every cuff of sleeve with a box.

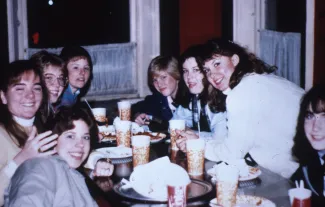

[4,160,18,178]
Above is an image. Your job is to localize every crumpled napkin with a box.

[124,156,190,200]
[84,151,107,170]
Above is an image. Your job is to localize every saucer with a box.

[209,195,276,207]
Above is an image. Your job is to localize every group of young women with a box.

[0,46,113,206]
[0,38,324,206]
[132,38,325,206]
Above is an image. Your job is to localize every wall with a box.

[314,0,325,85]
[179,0,222,53]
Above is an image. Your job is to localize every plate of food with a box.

[133,132,167,143]
[209,195,276,207]
[207,162,262,182]
[96,146,132,159]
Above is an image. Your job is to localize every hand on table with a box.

[14,126,58,165]
[175,129,199,152]
[93,159,114,177]
[134,113,150,126]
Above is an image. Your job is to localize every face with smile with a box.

[56,119,91,168]
[182,58,204,95]
[152,71,179,98]
[43,65,65,103]
[0,71,43,119]
[203,55,239,91]
[67,58,90,93]
[304,104,325,151]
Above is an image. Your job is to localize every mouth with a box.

[69,152,84,160]
[312,135,325,140]
[159,88,166,92]
[77,77,85,82]
[188,82,196,89]
[50,90,59,96]
[213,77,224,85]
[22,103,35,107]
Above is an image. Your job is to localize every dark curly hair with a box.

[175,44,209,109]
[52,106,98,150]
[292,84,325,165]
[200,38,276,112]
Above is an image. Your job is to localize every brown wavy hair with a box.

[0,60,47,147]
[200,38,276,112]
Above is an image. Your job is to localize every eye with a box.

[33,86,42,92]
[203,68,210,73]
[73,66,79,70]
[84,67,90,71]
[66,134,74,139]
[193,68,201,73]
[214,62,220,68]
[45,76,54,81]
[162,76,167,79]
[305,112,314,120]
[83,135,90,140]
[183,69,188,74]
[152,78,158,83]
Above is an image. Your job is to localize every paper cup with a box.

[166,163,191,207]
[288,188,312,207]
[118,101,131,121]
[92,108,107,122]
[132,135,150,168]
[115,120,131,147]
[169,120,185,150]
[216,165,239,207]
[186,139,205,175]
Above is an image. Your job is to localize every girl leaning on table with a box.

[131,55,187,132]
[173,44,227,146]
[291,84,325,206]
[176,38,304,178]
[4,106,114,207]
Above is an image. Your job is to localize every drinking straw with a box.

[84,99,92,110]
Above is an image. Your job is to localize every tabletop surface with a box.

[86,139,293,207]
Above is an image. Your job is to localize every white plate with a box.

[207,166,262,182]
[210,195,276,207]
[96,146,132,159]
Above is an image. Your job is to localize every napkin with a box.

[84,151,107,170]
[128,156,190,200]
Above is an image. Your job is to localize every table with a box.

[86,140,293,207]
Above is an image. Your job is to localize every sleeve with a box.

[5,160,55,207]
[172,106,193,128]
[0,139,18,206]
[207,107,228,141]
[205,79,263,162]
[131,95,152,120]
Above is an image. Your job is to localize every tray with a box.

[113,179,213,203]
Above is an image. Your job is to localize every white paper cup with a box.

[186,139,205,175]
[216,165,239,207]
[118,101,131,121]
[288,188,312,206]
[132,135,151,168]
[115,120,132,147]
[92,108,107,122]
[169,120,186,150]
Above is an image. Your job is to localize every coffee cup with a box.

[169,120,185,151]
[186,139,205,176]
[117,101,131,121]
[114,120,132,147]
[131,135,150,168]
[92,108,107,123]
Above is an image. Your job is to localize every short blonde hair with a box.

[147,55,180,87]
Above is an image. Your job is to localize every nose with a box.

[79,68,85,75]
[187,72,195,79]
[312,117,322,132]
[53,78,60,87]
[75,138,85,148]
[25,88,35,99]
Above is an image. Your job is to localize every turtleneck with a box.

[13,116,35,127]
[222,88,232,95]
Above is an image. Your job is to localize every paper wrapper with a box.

[84,151,107,170]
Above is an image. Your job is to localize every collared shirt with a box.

[59,84,80,107]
